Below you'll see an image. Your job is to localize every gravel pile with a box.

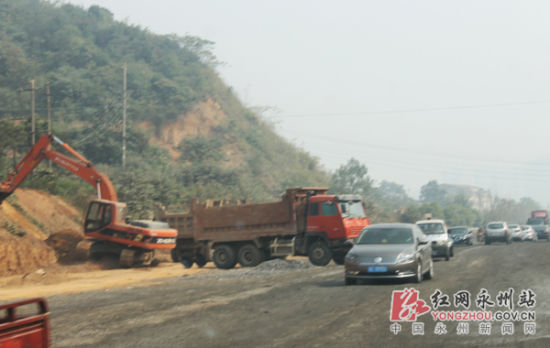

[195,258,314,280]
[250,258,313,272]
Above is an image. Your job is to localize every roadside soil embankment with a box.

[0,189,84,276]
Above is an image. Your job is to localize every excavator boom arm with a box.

[0,134,117,204]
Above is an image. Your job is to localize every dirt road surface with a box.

[16,242,550,347]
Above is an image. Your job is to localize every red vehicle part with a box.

[0,134,116,203]
[161,188,370,268]
[531,210,548,219]
[0,298,50,348]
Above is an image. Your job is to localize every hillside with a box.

[0,189,82,275]
[0,0,329,217]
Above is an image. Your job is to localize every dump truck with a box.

[528,210,549,225]
[527,210,550,241]
[157,187,370,269]
[0,134,177,267]
[0,298,50,348]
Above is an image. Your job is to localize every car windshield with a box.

[488,223,504,229]
[338,201,366,218]
[449,227,467,236]
[509,224,519,229]
[417,223,445,235]
[357,227,414,245]
[527,218,544,225]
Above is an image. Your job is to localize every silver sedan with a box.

[344,223,433,285]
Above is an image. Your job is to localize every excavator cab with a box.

[84,200,126,233]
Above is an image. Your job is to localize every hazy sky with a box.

[66,0,550,207]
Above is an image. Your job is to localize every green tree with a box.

[420,180,447,205]
[443,196,482,226]
[330,158,373,196]
[401,204,423,223]
[372,180,413,211]
[0,120,26,173]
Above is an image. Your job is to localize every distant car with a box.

[527,219,550,241]
[416,219,454,261]
[521,225,537,241]
[485,221,511,244]
[344,223,433,285]
[508,224,524,241]
[448,226,473,245]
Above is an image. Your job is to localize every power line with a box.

[289,133,550,182]
[283,129,550,167]
[273,99,550,118]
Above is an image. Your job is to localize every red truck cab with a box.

[304,194,370,265]
[0,298,50,348]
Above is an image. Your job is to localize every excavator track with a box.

[119,249,156,267]
[75,239,95,261]
[140,250,155,266]
[119,249,136,268]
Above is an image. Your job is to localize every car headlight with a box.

[346,253,360,264]
[437,241,446,246]
[396,251,415,263]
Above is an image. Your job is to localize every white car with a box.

[508,224,524,241]
[416,219,454,261]
[521,225,538,241]
[485,221,511,244]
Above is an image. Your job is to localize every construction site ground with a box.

[0,188,215,301]
[0,261,213,301]
[27,242,550,348]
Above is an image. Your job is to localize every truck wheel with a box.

[308,241,332,266]
[170,248,181,263]
[238,244,263,267]
[213,244,237,269]
[332,252,346,265]
[195,254,207,268]
[181,258,193,269]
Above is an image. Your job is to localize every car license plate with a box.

[368,266,387,273]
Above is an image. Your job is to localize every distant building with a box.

[439,184,493,212]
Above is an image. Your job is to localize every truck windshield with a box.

[527,218,544,225]
[338,201,366,218]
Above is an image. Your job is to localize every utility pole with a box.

[46,82,51,136]
[23,80,40,145]
[122,62,127,169]
[46,82,52,169]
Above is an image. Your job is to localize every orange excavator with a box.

[0,134,176,267]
